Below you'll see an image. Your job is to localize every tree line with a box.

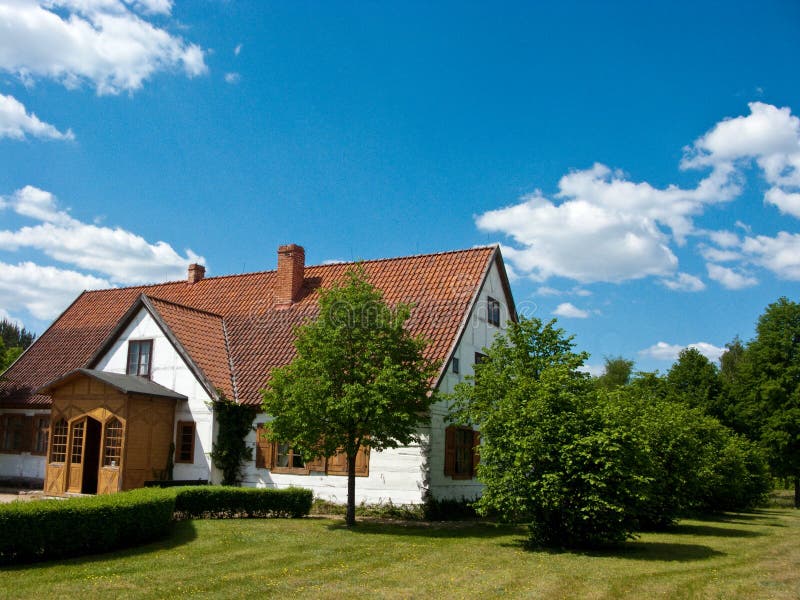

[0,319,36,374]
[451,297,799,548]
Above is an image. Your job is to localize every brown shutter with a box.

[0,416,6,451]
[472,430,481,477]
[255,424,273,469]
[22,416,34,453]
[444,425,455,477]
[304,455,326,473]
[354,445,370,477]
[327,449,348,476]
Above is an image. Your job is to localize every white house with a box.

[0,244,516,504]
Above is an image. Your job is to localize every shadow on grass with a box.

[325,520,522,539]
[2,520,198,571]
[667,523,764,538]
[498,538,724,562]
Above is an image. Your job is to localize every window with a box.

[175,422,195,463]
[487,297,501,327]
[0,415,25,452]
[33,417,50,455]
[273,443,306,473]
[452,357,460,374]
[127,340,153,378]
[103,418,123,467]
[474,352,488,365]
[326,446,370,477]
[70,420,85,464]
[50,419,68,463]
[444,425,479,480]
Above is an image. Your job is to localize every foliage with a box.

[724,297,800,507]
[450,317,650,548]
[595,356,634,390]
[0,319,34,374]
[423,496,479,521]
[262,265,437,525]
[210,395,256,485]
[0,488,175,564]
[173,486,313,519]
[665,348,722,416]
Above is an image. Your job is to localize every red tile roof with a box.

[0,246,504,408]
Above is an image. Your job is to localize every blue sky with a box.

[0,1,798,375]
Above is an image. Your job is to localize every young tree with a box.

[666,347,722,416]
[450,318,650,548]
[261,266,437,525]
[595,356,635,390]
[0,319,35,350]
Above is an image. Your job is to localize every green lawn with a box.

[2,509,799,599]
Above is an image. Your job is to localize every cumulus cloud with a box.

[0,0,206,95]
[552,302,590,319]
[0,93,74,140]
[477,102,800,289]
[0,185,204,287]
[639,341,726,363]
[224,72,241,85]
[0,261,110,321]
[706,264,758,289]
[661,272,706,292]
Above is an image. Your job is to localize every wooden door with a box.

[66,418,86,493]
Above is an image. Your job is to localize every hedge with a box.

[0,488,175,564]
[174,486,313,519]
[0,486,313,565]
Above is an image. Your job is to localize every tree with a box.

[665,347,722,416]
[450,318,650,548]
[742,297,800,507]
[595,356,634,390]
[261,266,437,525]
[0,319,33,374]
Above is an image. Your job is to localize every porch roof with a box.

[37,369,188,401]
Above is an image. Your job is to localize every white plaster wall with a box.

[93,308,216,482]
[241,421,428,504]
[428,260,512,500]
[0,408,49,482]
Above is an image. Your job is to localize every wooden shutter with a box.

[22,416,34,453]
[255,424,274,469]
[354,445,370,477]
[444,425,456,476]
[305,455,326,473]
[472,430,480,477]
[327,449,348,476]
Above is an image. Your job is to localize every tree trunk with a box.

[346,452,357,526]
[795,475,799,509]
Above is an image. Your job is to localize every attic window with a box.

[487,297,501,327]
[127,340,153,378]
[452,357,460,374]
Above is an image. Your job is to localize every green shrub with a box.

[0,488,175,564]
[173,486,313,519]
[423,496,479,521]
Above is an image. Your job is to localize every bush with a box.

[423,496,479,521]
[0,488,175,564]
[173,486,313,519]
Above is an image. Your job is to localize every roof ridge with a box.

[145,294,224,319]
[78,245,500,294]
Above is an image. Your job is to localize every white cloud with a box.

[639,341,726,363]
[552,302,589,319]
[224,72,241,85]
[0,260,110,320]
[661,272,706,292]
[0,0,207,95]
[765,188,800,218]
[741,232,800,280]
[706,263,758,289]
[0,93,74,140]
[477,103,800,288]
[579,363,605,377]
[0,185,204,285]
[234,43,243,56]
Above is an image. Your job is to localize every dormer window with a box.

[126,340,153,378]
[487,297,501,327]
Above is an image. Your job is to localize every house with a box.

[0,244,516,504]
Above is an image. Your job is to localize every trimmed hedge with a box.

[0,488,175,564]
[174,486,313,519]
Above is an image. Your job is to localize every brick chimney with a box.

[276,244,305,304]
[187,263,205,285]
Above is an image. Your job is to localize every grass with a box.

[1,508,798,599]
